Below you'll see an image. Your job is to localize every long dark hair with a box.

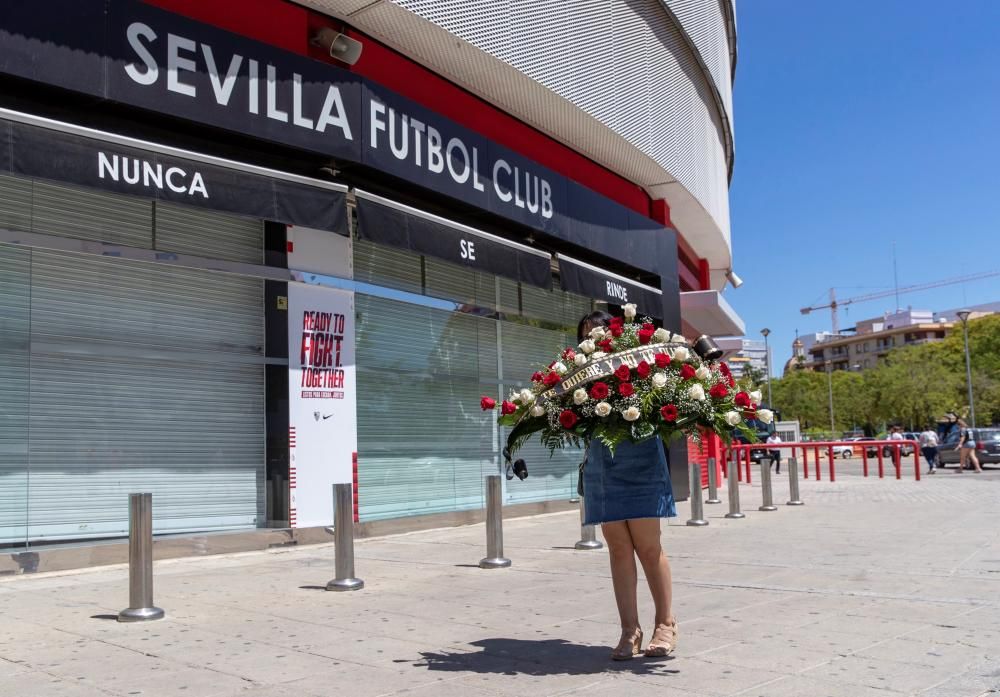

[577,310,615,343]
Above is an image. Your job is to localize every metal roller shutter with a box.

[24,250,265,542]
[0,176,267,545]
[154,202,264,264]
[0,245,30,544]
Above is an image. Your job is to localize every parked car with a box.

[864,437,915,458]
[835,444,854,459]
[935,428,1000,468]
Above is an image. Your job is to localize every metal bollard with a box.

[480,475,511,568]
[759,458,778,511]
[326,483,364,591]
[118,493,164,622]
[787,456,804,506]
[725,457,745,519]
[705,456,721,504]
[575,499,603,550]
[686,461,709,526]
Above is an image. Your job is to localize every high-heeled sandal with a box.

[644,618,678,657]
[611,628,643,661]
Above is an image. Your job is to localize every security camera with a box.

[726,269,743,288]
[312,28,363,66]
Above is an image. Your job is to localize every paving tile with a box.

[735,674,906,696]
[802,654,962,694]
[0,671,116,697]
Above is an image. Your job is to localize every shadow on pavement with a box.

[406,638,678,676]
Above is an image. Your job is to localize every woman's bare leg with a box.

[627,518,673,626]
[601,521,640,633]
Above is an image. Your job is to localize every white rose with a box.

[552,361,568,375]
[695,365,711,380]
[651,373,667,388]
[573,388,588,405]
[595,401,612,417]
[750,390,762,404]
[574,353,589,367]
[530,405,545,417]
[758,408,774,424]
[578,339,596,354]
[591,351,607,361]
[671,333,687,344]
[673,346,689,362]
[653,328,670,343]
[589,326,606,340]
[688,384,706,401]
[519,388,535,404]
[725,410,742,426]
[622,406,641,421]
[623,303,637,319]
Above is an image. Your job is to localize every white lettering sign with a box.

[98,152,208,198]
[123,21,354,141]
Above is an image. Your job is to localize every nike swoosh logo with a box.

[322,414,333,420]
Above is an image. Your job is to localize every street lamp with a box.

[825,360,835,433]
[957,310,976,427]
[760,328,772,407]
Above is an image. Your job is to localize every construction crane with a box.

[800,270,1000,334]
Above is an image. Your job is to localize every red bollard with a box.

[913,445,921,481]
[745,447,752,484]
[877,447,885,479]
[894,444,901,480]
[802,446,809,479]
[862,447,869,477]
[827,445,836,482]
[814,446,821,480]
[736,447,743,482]
[721,449,728,478]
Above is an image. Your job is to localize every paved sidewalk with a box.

[3,466,1000,697]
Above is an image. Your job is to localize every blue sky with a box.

[727,0,1000,373]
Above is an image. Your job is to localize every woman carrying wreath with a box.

[577,310,678,661]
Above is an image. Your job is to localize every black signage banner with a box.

[356,195,552,289]
[558,255,663,313]
[3,119,348,236]
[0,0,675,278]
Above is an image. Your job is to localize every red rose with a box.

[480,396,496,410]
[728,375,736,388]
[544,372,561,387]
[610,324,624,338]
[609,316,624,328]
[743,409,757,420]
[562,348,576,361]
[719,362,731,377]
[734,391,751,408]
[654,353,671,368]
[709,383,729,399]
[680,364,696,380]
[619,382,635,397]
[559,409,578,429]
[638,328,654,345]
[615,364,631,381]
[531,371,544,383]
[660,404,679,422]
[642,323,655,332]
[500,400,517,415]
[590,382,609,400]
[598,338,614,352]
[636,360,651,379]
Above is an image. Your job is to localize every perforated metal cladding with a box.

[663,0,734,124]
[384,0,731,237]
[294,0,734,261]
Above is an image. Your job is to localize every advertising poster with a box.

[287,282,357,528]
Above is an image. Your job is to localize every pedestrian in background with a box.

[955,418,982,473]
[888,426,904,471]
[919,426,939,474]
[766,432,782,473]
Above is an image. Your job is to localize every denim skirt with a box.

[582,437,677,525]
